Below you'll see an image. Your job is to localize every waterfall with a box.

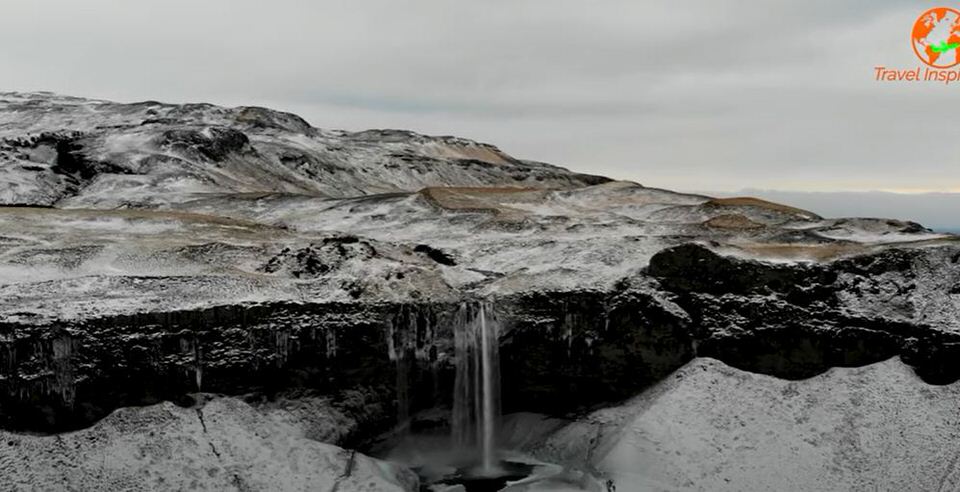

[194,339,203,393]
[452,302,501,473]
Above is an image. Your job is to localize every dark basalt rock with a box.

[647,243,960,384]
[157,127,251,161]
[648,243,838,297]
[0,241,957,442]
[498,290,694,415]
[4,131,124,178]
[0,293,693,434]
[259,239,377,278]
[695,325,902,379]
[0,302,451,438]
[47,136,129,180]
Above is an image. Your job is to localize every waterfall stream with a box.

[381,301,600,490]
[452,302,501,474]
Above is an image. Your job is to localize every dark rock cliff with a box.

[2,243,956,438]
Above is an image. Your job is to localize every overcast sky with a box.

[0,0,956,195]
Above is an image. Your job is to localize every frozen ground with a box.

[507,357,960,491]
[0,395,416,491]
[11,357,953,492]
[1,93,955,323]
[0,184,953,323]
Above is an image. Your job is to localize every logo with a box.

[912,7,960,68]
[875,6,960,84]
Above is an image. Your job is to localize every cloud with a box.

[0,0,954,193]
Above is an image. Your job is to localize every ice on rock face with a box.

[387,304,446,431]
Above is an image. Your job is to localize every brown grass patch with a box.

[705,214,765,230]
[418,187,539,215]
[707,197,820,218]
[0,206,274,229]
[737,242,869,261]
[430,144,513,166]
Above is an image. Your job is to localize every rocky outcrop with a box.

[646,243,960,383]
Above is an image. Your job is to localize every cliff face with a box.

[0,92,957,444]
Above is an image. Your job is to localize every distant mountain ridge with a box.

[705,189,960,233]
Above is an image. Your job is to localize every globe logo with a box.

[912,7,960,68]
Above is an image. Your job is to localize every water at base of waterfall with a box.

[427,460,535,492]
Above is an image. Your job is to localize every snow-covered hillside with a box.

[0,92,606,207]
[0,92,958,492]
[509,357,960,491]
